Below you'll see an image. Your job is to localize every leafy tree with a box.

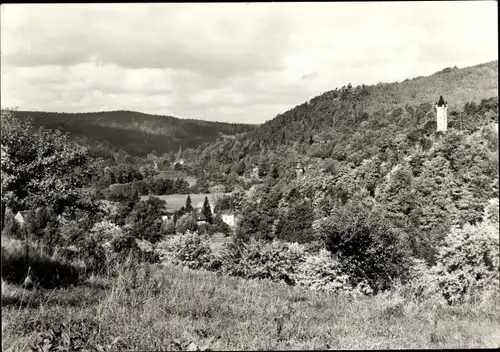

[126,196,166,243]
[212,213,232,235]
[238,205,275,241]
[202,196,213,224]
[1,111,97,219]
[275,201,315,243]
[413,155,458,243]
[375,162,416,229]
[317,201,412,293]
[175,213,197,234]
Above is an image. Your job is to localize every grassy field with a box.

[141,193,231,213]
[2,262,499,351]
[154,171,197,187]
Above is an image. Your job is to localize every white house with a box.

[14,211,28,226]
[221,213,236,228]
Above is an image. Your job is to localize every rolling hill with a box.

[13,110,257,157]
[183,60,498,171]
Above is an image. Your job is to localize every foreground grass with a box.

[2,263,499,351]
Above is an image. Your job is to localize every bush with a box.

[134,238,160,263]
[433,222,498,305]
[175,213,197,234]
[155,232,216,270]
[161,218,176,235]
[59,219,86,248]
[293,249,353,293]
[217,239,306,285]
[89,220,123,244]
[28,318,125,351]
[197,222,214,236]
[317,202,412,293]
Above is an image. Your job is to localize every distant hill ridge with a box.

[13,109,257,157]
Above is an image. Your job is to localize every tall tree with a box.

[185,194,193,212]
[126,196,166,243]
[202,196,213,224]
[413,155,458,244]
[1,110,97,220]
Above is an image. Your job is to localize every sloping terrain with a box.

[13,110,257,156]
[184,61,498,168]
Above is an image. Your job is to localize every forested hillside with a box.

[13,110,256,157]
[178,60,498,268]
[185,61,498,167]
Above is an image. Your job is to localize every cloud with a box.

[1,2,497,123]
[1,4,292,77]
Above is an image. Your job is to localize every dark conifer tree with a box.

[202,196,213,224]
[185,195,193,212]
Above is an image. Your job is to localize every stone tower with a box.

[436,95,448,132]
[296,157,305,179]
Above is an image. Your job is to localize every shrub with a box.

[175,213,198,234]
[217,239,306,285]
[59,218,86,248]
[28,318,125,351]
[161,218,176,235]
[405,211,499,306]
[155,232,216,270]
[198,223,214,236]
[317,202,412,293]
[134,238,160,263]
[89,220,123,244]
[433,222,498,305]
[293,249,352,292]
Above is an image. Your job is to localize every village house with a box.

[220,212,237,229]
[14,211,28,226]
[195,212,207,225]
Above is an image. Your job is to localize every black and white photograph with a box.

[1,1,498,350]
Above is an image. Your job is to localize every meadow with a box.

[2,260,499,351]
[140,193,231,213]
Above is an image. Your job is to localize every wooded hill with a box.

[13,110,257,157]
[183,60,498,172]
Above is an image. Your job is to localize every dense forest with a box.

[12,110,257,156]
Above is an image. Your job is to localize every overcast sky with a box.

[1,2,497,124]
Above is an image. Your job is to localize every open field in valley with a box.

[141,193,231,213]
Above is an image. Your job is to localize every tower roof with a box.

[437,95,447,107]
